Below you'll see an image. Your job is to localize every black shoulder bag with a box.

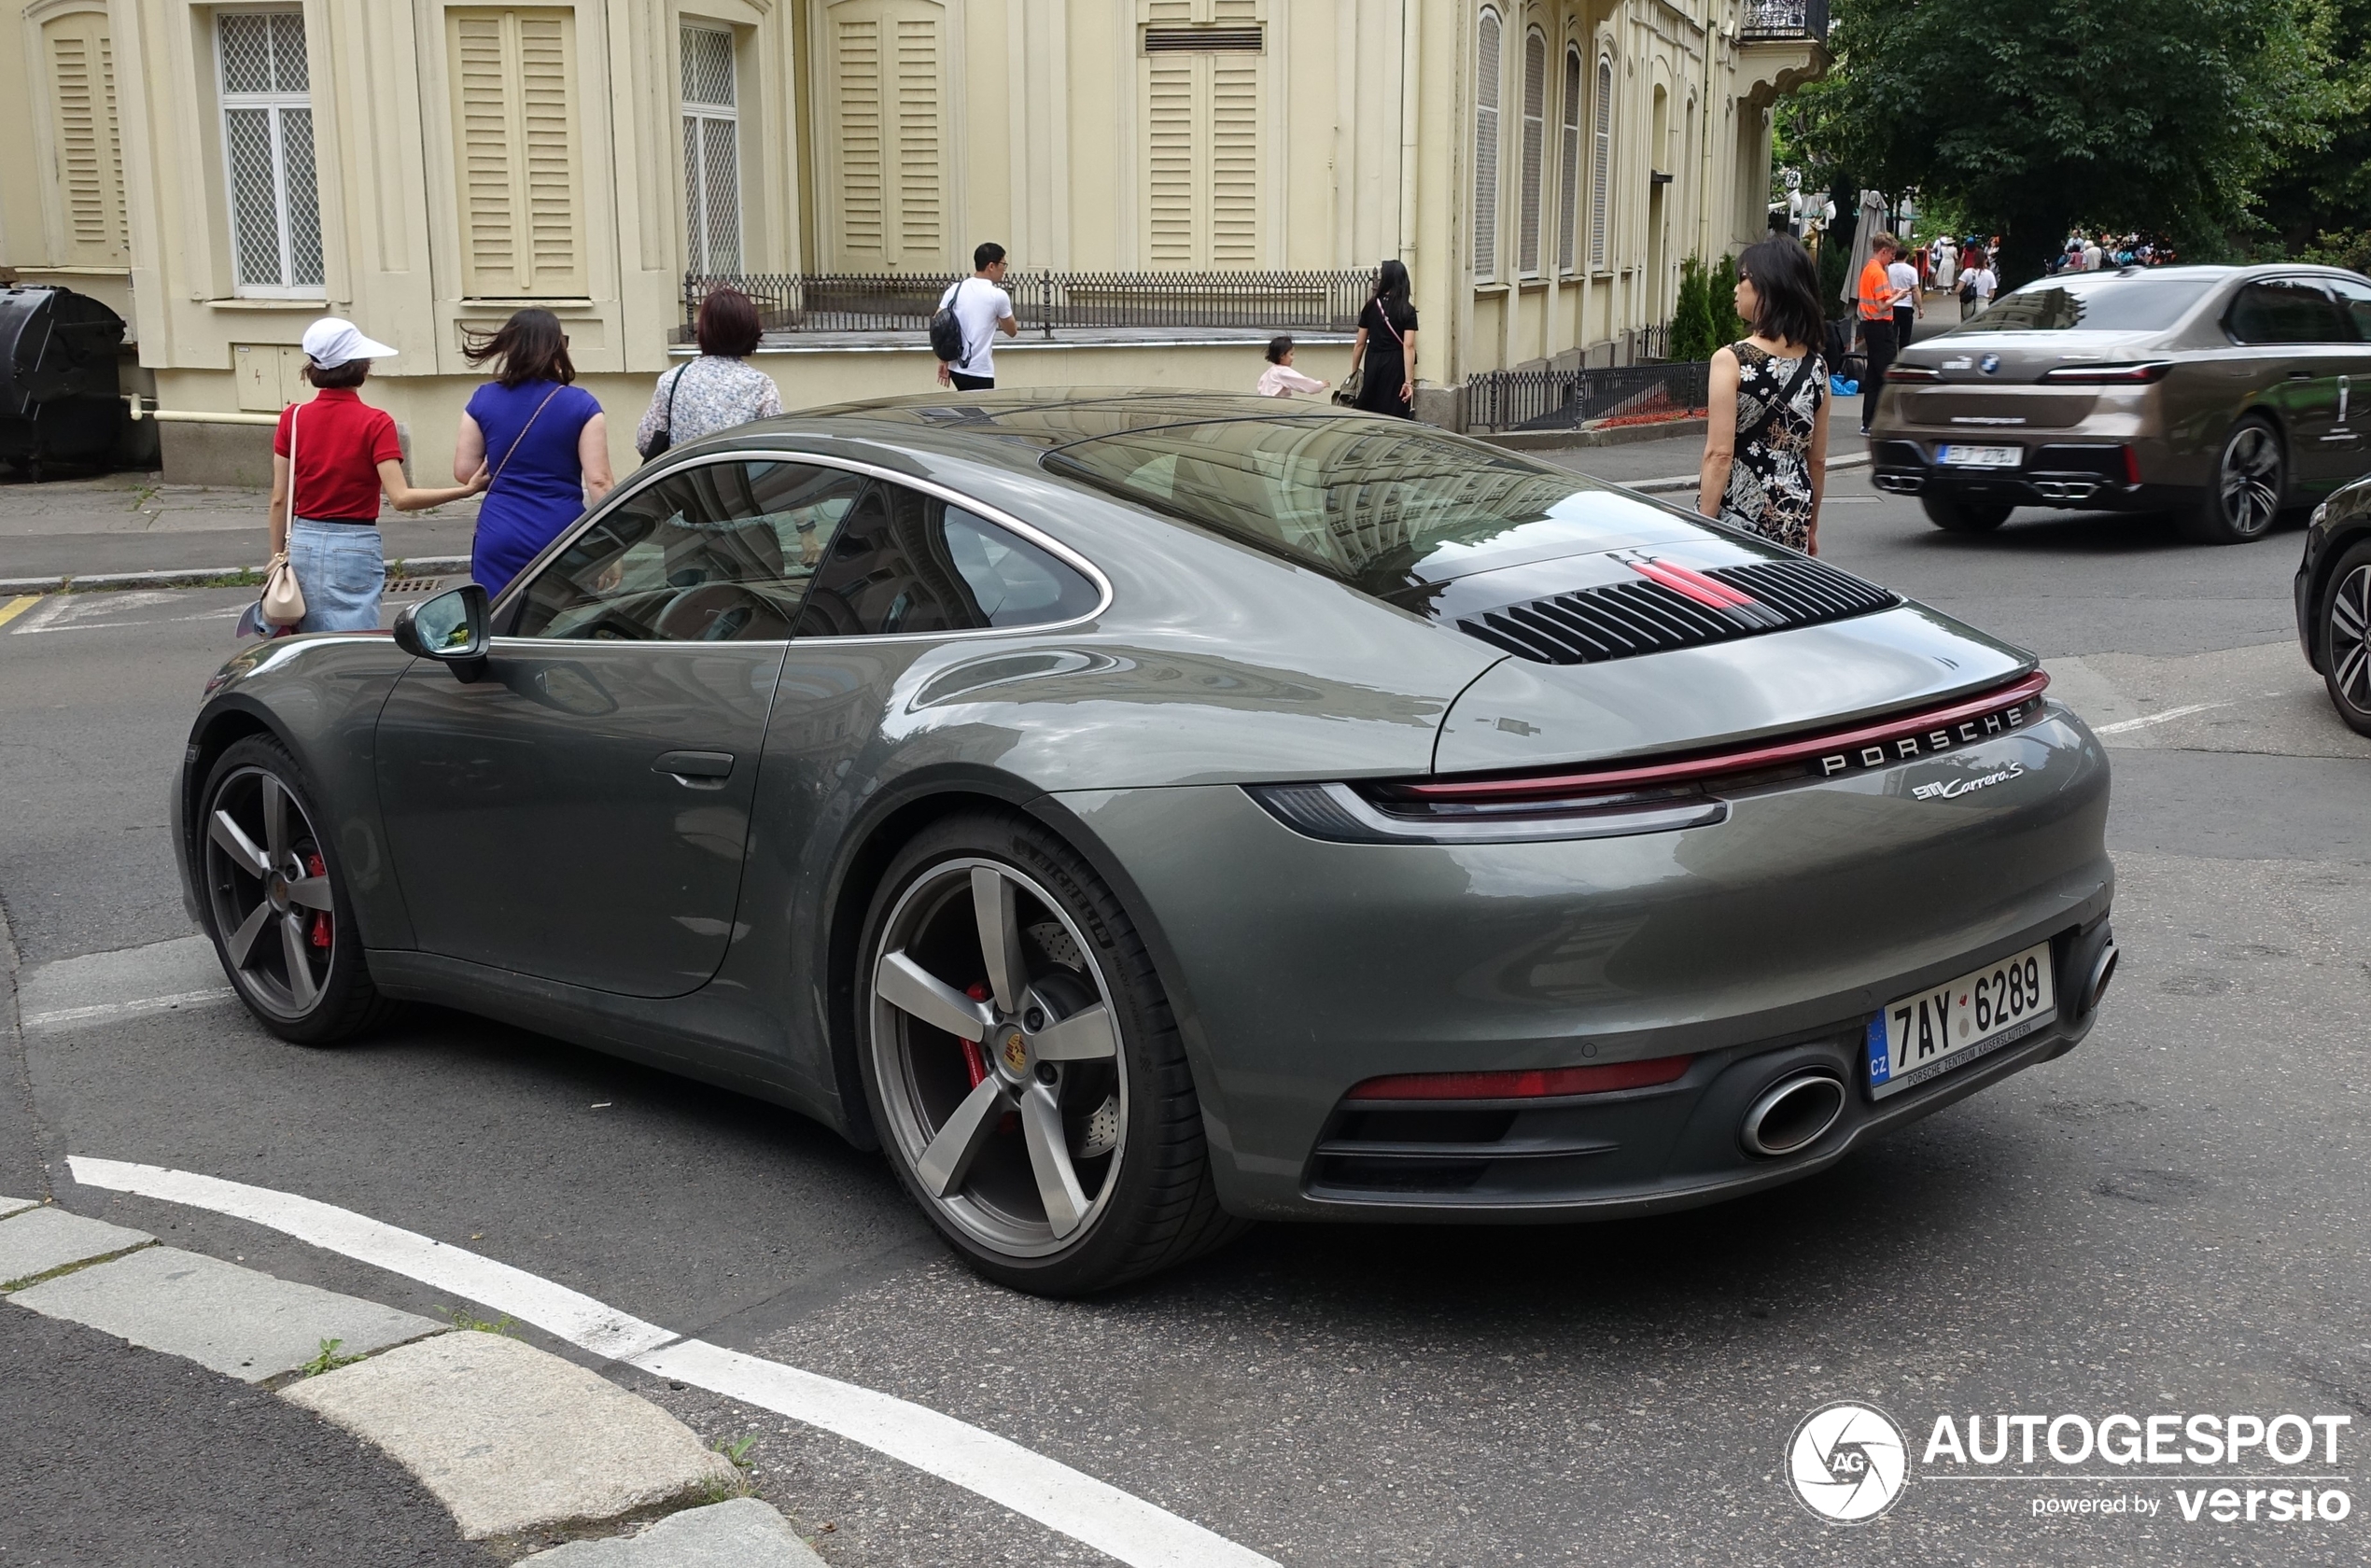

[639,364,686,460]
[1733,344,1821,455]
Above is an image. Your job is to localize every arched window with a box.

[1591,53,1613,273]
[1558,45,1582,273]
[1472,7,1501,281]
[1518,29,1546,275]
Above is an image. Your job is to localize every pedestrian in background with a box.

[1698,235,1831,556]
[936,243,1017,391]
[1888,245,1922,347]
[1348,259,1419,419]
[636,287,783,458]
[1958,247,1998,321]
[1932,235,1958,295]
[1256,336,1327,399]
[267,318,485,633]
[456,308,610,596]
[1854,232,1901,435]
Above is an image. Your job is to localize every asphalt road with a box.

[4,455,2367,1565]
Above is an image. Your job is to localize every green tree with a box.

[1670,257,1717,361]
[1796,0,2328,285]
[2254,0,2371,255]
[1709,255,1745,346]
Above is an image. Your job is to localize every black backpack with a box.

[929,279,971,363]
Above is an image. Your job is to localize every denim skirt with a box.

[288,519,385,633]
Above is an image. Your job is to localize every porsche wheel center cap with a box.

[1001,1031,1030,1075]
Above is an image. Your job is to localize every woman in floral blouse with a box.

[635,288,784,459]
[1697,236,1831,555]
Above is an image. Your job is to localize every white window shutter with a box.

[1559,49,1581,274]
[1139,0,1264,269]
[1472,10,1501,281]
[1592,58,1613,274]
[893,16,943,261]
[449,8,583,298]
[1518,31,1545,276]
[45,15,128,265]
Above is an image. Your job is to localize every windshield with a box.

[1970,275,2217,332]
[1042,418,1693,597]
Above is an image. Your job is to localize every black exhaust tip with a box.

[2086,943,2120,1013]
[1740,1072,1847,1157]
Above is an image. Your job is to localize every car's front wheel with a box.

[2182,416,2285,543]
[1920,492,2013,533]
[197,735,393,1044]
[2320,539,2371,735]
[857,811,1244,1295]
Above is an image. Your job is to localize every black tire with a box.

[1920,492,2013,533]
[2319,539,2371,736]
[196,735,395,1044]
[2179,415,2285,544]
[855,810,1247,1295]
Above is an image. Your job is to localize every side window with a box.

[512,461,863,641]
[2226,279,2344,344]
[2327,278,2371,343]
[793,483,1099,637]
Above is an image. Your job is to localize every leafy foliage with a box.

[1670,256,1747,361]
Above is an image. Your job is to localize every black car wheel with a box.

[2182,416,2285,544]
[858,810,1245,1295]
[1920,493,2013,534]
[2321,540,2371,736]
[198,735,393,1044]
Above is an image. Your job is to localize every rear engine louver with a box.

[1457,556,1900,665]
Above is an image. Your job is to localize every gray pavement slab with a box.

[0,1204,151,1287]
[284,1330,740,1541]
[0,1195,35,1218]
[517,1500,823,1567]
[10,1244,444,1382]
[19,933,232,1029]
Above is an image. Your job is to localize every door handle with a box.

[653,749,735,782]
[2287,370,2313,381]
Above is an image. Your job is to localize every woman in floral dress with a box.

[1697,236,1831,554]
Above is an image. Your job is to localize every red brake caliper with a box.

[306,853,332,948]
[958,982,992,1087]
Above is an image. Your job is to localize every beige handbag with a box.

[261,403,307,627]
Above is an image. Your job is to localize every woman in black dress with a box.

[1696,235,1831,554]
[1348,259,1419,418]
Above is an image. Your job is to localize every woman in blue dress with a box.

[454,309,611,595]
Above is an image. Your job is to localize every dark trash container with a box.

[0,285,126,480]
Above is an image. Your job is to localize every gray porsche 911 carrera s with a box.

[175,390,2118,1295]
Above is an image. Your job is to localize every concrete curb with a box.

[517,1497,824,1566]
[0,556,469,595]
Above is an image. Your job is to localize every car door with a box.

[372,456,863,998]
[2323,277,2371,478]
[2225,276,2350,489]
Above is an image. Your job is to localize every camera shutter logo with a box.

[1788,1401,1911,1524]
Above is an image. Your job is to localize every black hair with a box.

[694,287,764,357]
[461,307,576,389]
[1266,335,1294,365]
[974,242,1006,272]
[1371,259,1413,329]
[303,358,370,389]
[1735,236,1824,354]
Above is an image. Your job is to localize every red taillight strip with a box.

[1627,558,1758,611]
[1403,670,2051,803]
[1345,1055,1692,1101]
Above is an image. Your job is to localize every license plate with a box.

[1938,444,2022,469]
[1868,942,2057,1099]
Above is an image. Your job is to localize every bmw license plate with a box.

[1868,942,2057,1099]
[1937,444,2022,468]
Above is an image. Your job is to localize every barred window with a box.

[1558,46,1581,273]
[1472,8,1501,282]
[1591,55,1613,274]
[217,10,322,295]
[680,25,742,276]
[1517,29,1545,276]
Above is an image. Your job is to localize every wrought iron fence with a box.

[1739,0,1830,41]
[680,270,1375,342]
[1466,360,1711,435]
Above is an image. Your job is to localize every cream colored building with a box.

[0,0,1822,481]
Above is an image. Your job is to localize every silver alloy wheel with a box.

[203,765,336,1019]
[2332,564,2371,715]
[2217,424,2281,538]
[869,859,1128,1257]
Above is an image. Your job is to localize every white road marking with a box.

[65,1156,1280,1568]
[23,988,235,1029]
[7,595,74,634]
[2093,701,2232,735]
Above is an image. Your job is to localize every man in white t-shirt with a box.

[1887,251,1921,346]
[937,242,1018,390]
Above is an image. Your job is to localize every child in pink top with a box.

[1256,335,1328,399]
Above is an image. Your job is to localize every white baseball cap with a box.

[302,317,398,369]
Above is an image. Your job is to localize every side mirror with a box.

[392,583,490,682]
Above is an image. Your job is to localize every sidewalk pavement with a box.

[2,1197,825,1565]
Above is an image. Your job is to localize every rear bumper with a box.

[1870,439,2171,511]
[1058,704,2114,1222]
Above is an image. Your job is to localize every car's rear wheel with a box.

[2320,540,2371,736]
[2182,416,2285,544]
[1920,493,2013,533]
[858,811,1244,1295]
[198,735,393,1044]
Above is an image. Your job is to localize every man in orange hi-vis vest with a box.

[1856,231,1903,434]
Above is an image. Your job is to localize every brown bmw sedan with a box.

[1870,264,2371,543]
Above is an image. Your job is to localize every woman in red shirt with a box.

[270,319,486,632]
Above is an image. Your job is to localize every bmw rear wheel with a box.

[2321,542,2371,736]
[2182,416,2284,543]
[858,812,1244,1295]
[198,735,392,1044]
